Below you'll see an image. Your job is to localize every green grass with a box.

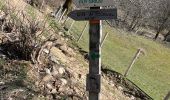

[66,20,170,100]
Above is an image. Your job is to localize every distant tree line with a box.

[26,0,170,40]
[112,0,170,40]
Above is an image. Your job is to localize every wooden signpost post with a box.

[69,1,117,100]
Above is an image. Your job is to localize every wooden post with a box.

[58,9,67,23]
[164,91,170,100]
[55,5,63,19]
[124,48,144,77]
[40,0,45,10]
[62,16,70,25]
[67,20,75,34]
[86,7,102,100]
[100,32,109,47]
[77,22,88,42]
[105,20,113,27]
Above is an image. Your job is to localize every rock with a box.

[47,41,53,48]
[45,68,51,75]
[59,44,76,56]
[58,86,67,92]
[108,80,115,87]
[41,36,46,40]
[0,81,5,85]
[118,86,123,91]
[60,78,67,86]
[43,49,50,54]
[158,34,164,41]
[69,57,76,61]
[130,95,135,100]
[50,55,60,64]
[60,37,65,41]
[46,83,54,90]
[58,31,63,36]
[51,89,57,94]
[65,38,69,42]
[60,44,67,52]
[0,12,5,20]
[51,66,59,77]
[58,67,65,75]
[67,47,76,56]
[50,47,68,63]
[111,83,115,87]
[66,89,74,95]
[35,81,39,86]
[55,39,64,46]
[42,74,54,83]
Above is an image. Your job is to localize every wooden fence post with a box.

[58,9,67,23]
[124,48,145,77]
[105,20,113,27]
[55,5,63,19]
[40,0,45,10]
[164,91,170,100]
[62,16,70,25]
[77,22,88,42]
[67,20,75,34]
[100,32,109,47]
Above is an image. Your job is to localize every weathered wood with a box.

[68,9,117,21]
[86,7,102,100]
[67,20,75,34]
[73,0,114,8]
[62,16,70,25]
[100,32,108,47]
[105,20,113,27]
[164,91,170,100]
[77,22,88,42]
[124,48,144,77]
[40,0,45,10]
[58,9,67,23]
[55,5,63,19]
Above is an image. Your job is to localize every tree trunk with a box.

[164,30,170,41]
[131,20,139,31]
[128,15,138,31]
[154,32,160,40]
[62,0,72,14]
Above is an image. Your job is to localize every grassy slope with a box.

[67,20,170,100]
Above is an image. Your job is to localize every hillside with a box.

[0,0,170,100]
[0,0,132,100]
[69,20,170,99]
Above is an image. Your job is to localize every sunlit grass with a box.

[68,20,170,100]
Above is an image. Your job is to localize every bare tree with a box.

[113,0,147,31]
[148,0,170,40]
[0,5,57,65]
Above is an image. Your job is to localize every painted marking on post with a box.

[73,0,114,8]
[90,52,100,60]
[90,20,100,24]
[68,9,117,21]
